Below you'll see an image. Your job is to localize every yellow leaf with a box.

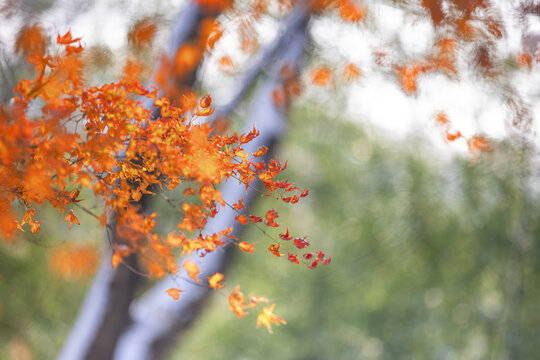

[257,304,286,333]
[184,260,200,282]
[208,272,224,289]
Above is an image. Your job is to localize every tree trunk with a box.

[59,2,310,359]
[112,6,310,359]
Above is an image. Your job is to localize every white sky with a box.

[1,0,539,154]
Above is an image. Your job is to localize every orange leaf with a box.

[257,304,286,333]
[238,241,255,252]
[64,209,80,230]
[272,88,287,109]
[343,63,361,81]
[311,66,332,86]
[253,146,268,157]
[265,209,279,227]
[235,214,249,225]
[48,244,98,281]
[233,197,246,211]
[57,31,81,45]
[468,136,490,153]
[200,18,223,51]
[111,253,122,268]
[128,17,158,49]
[397,64,421,94]
[445,130,462,141]
[435,112,449,124]
[268,243,282,257]
[200,93,212,108]
[228,285,248,317]
[218,56,235,74]
[247,294,269,308]
[165,288,183,301]
[183,260,200,282]
[208,272,224,289]
[517,52,532,70]
[339,1,366,23]
[15,24,46,57]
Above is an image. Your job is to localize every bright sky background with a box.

[1,0,539,154]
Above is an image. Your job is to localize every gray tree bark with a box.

[58,2,310,359]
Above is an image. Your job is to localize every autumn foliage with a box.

[1,24,324,332]
[2,0,537,337]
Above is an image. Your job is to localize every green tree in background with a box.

[170,105,540,360]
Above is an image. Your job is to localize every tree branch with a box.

[57,3,204,360]
[112,6,311,360]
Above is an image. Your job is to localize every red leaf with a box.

[287,251,299,264]
[265,209,279,227]
[268,243,282,257]
[279,227,292,241]
[235,214,249,225]
[294,237,310,249]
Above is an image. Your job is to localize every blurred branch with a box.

[210,1,309,120]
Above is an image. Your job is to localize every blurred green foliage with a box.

[0,196,103,359]
[169,104,540,360]
[1,104,539,359]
